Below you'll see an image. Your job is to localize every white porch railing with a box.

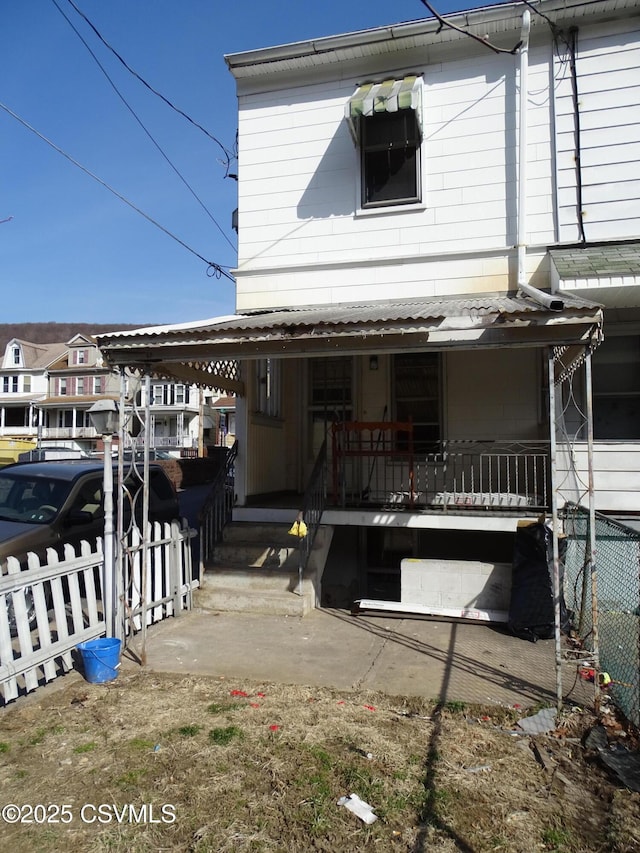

[0,519,196,705]
[41,426,97,440]
[332,426,550,511]
[152,435,198,449]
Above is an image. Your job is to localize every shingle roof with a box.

[550,243,640,279]
[11,340,68,369]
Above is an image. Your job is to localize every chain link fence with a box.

[562,503,640,726]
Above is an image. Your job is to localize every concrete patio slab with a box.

[136,607,593,709]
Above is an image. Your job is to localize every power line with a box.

[62,0,236,170]
[418,0,522,54]
[50,0,236,254]
[0,100,235,282]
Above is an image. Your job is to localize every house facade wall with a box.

[233,13,640,313]
[229,3,640,516]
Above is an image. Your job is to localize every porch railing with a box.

[199,440,238,574]
[332,422,550,511]
[41,427,97,440]
[295,437,328,594]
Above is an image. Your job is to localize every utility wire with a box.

[418,0,522,54]
[50,0,236,253]
[0,100,234,282]
[62,0,235,169]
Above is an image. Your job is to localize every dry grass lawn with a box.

[0,670,639,852]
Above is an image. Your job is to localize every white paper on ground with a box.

[337,793,378,824]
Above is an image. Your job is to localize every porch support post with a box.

[584,350,601,712]
[547,347,563,713]
[140,371,152,666]
[115,368,127,643]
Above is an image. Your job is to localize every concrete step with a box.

[196,520,331,617]
[201,566,313,594]
[194,583,312,617]
[212,542,299,570]
[222,522,299,546]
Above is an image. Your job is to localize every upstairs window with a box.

[152,384,167,405]
[361,111,421,207]
[346,76,423,209]
[12,346,20,365]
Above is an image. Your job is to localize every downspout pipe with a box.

[515,11,564,313]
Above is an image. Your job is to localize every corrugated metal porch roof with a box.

[95,293,603,392]
[98,292,601,343]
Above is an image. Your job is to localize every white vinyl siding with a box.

[555,18,640,242]
[235,44,557,311]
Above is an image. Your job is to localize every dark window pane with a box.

[364,148,418,204]
[360,111,420,207]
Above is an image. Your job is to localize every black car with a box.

[0,460,180,632]
[0,459,180,569]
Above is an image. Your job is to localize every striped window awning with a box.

[345,75,423,142]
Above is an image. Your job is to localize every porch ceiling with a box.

[96,293,603,388]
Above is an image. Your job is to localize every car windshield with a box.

[0,473,72,524]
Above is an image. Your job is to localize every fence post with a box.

[170,520,182,614]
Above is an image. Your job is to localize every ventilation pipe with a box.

[515,10,564,312]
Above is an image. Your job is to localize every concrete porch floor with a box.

[137,607,594,710]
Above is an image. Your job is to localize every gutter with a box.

[515,10,564,312]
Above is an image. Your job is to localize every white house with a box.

[97,0,640,609]
[0,339,67,461]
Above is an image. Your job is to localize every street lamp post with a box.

[87,399,118,638]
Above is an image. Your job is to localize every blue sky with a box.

[2,0,476,326]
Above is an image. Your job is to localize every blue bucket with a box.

[77,638,122,683]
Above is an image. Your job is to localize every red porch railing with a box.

[332,420,416,508]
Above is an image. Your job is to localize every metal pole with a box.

[140,372,151,665]
[102,432,115,637]
[585,350,601,711]
[548,348,563,713]
[115,370,126,644]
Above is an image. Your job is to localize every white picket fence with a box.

[0,519,197,704]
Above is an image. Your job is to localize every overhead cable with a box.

[0,101,234,282]
[61,0,236,171]
[50,0,236,253]
[418,0,522,54]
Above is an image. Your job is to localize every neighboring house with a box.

[43,334,118,450]
[0,333,223,461]
[0,339,68,461]
[209,395,237,447]
[97,0,640,605]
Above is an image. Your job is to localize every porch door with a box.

[393,352,441,452]
[308,356,353,461]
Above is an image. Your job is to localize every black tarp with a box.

[508,523,569,642]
